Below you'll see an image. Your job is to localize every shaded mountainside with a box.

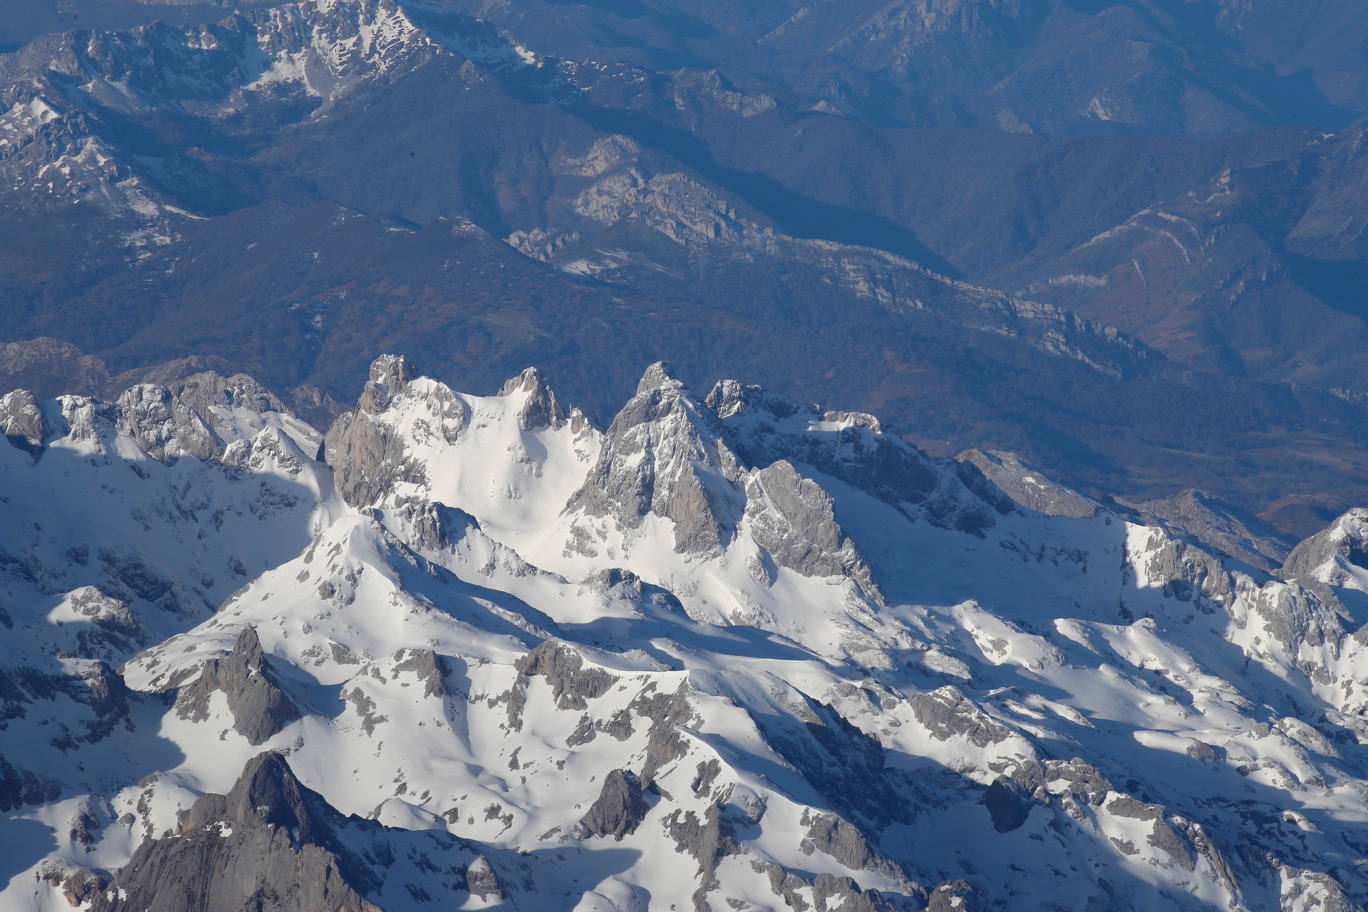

[4,0,1368,535]
[1,356,1366,911]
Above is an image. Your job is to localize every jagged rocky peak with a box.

[89,751,382,912]
[635,359,686,395]
[745,459,880,597]
[187,750,328,841]
[359,352,418,414]
[173,627,302,745]
[0,388,46,454]
[709,375,1006,534]
[1282,507,1368,591]
[705,377,807,420]
[170,370,290,419]
[568,361,747,556]
[497,365,565,430]
[116,383,225,463]
[324,354,459,507]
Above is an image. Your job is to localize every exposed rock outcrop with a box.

[746,459,878,595]
[578,769,650,840]
[117,384,224,463]
[982,775,1033,832]
[0,389,46,456]
[323,354,469,507]
[568,362,746,557]
[498,366,565,430]
[709,379,1004,534]
[957,448,1097,518]
[174,628,302,745]
[90,753,387,912]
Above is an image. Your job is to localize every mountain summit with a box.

[0,357,1364,911]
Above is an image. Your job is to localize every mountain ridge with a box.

[1,354,1365,910]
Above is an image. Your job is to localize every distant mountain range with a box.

[3,0,1368,540]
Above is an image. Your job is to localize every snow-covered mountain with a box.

[1,355,1365,911]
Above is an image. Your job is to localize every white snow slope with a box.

[0,356,1365,912]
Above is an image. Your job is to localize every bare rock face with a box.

[926,881,980,912]
[746,460,879,595]
[0,389,46,455]
[708,379,1005,534]
[957,448,1098,519]
[507,640,616,729]
[464,854,501,901]
[569,362,746,556]
[982,776,1033,832]
[498,366,565,430]
[174,628,302,745]
[89,752,381,912]
[1283,508,1368,591]
[359,353,417,415]
[324,354,467,507]
[169,371,289,419]
[578,769,650,840]
[1126,489,1292,573]
[116,384,225,463]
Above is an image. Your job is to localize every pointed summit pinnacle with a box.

[498,366,564,430]
[636,361,684,395]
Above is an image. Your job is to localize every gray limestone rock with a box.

[1283,508,1368,593]
[464,854,501,901]
[578,769,650,840]
[803,812,900,876]
[359,353,418,414]
[1126,489,1291,573]
[925,881,979,912]
[982,776,1032,832]
[957,448,1098,518]
[0,389,46,456]
[755,694,909,829]
[908,687,1014,748]
[633,681,697,784]
[746,460,879,597]
[708,380,1003,535]
[811,872,890,912]
[323,355,465,507]
[175,628,302,745]
[169,371,291,423]
[89,753,385,912]
[507,640,616,729]
[497,366,564,430]
[392,648,448,699]
[388,498,479,552]
[116,384,224,463]
[323,409,422,507]
[1045,758,1113,806]
[568,362,746,557]
[1124,531,1235,612]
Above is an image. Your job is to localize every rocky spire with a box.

[567,362,746,557]
[90,752,381,912]
[0,389,46,456]
[174,628,302,746]
[497,366,565,430]
[359,353,417,415]
[117,384,225,463]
